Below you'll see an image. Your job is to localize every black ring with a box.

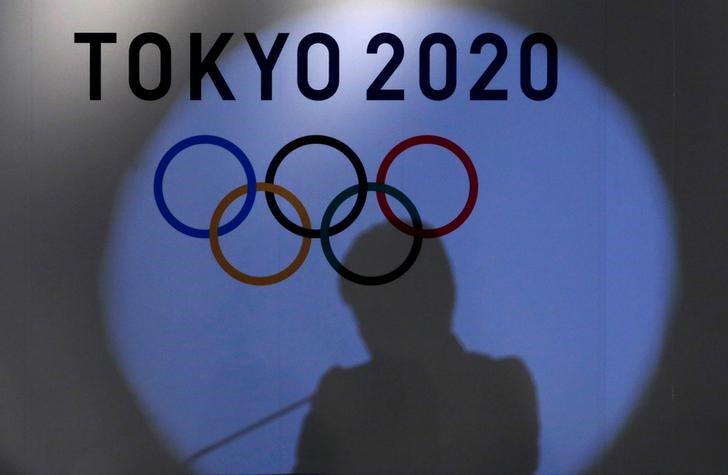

[264,135,368,238]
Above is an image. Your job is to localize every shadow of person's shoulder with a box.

[312,361,415,412]
[317,359,411,385]
[460,351,536,396]
[312,363,369,401]
[307,362,399,424]
[317,362,369,384]
[463,351,531,374]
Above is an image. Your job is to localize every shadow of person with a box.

[294,223,539,475]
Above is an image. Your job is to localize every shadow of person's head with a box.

[338,222,456,360]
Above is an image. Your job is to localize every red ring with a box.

[376,135,478,238]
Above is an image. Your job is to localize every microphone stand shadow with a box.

[183,395,313,467]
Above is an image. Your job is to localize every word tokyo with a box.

[74,32,558,102]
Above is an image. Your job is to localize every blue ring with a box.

[153,135,257,238]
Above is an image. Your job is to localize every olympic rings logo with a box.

[154,134,478,286]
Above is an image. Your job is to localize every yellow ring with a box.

[209,182,312,285]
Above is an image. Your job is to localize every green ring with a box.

[320,182,423,286]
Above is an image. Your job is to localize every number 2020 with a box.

[366,32,558,102]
